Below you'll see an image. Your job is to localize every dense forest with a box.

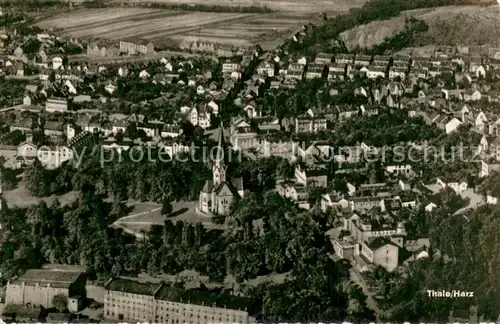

[367,17,429,55]
[0,187,374,321]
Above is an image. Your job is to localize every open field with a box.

[4,183,78,208]
[112,200,225,236]
[340,5,500,50]
[36,8,311,47]
[36,0,368,49]
[111,0,367,14]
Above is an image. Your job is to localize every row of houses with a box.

[179,39,249,57]
[86,40,155,57]
[256,50,499,88]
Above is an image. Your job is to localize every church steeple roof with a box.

[217,121,226,151]
[214,121,228,165]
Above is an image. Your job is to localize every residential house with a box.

[229,118,258,151]
[243,104,259,119]
[36,145,73,169]
[328,63,349,81]
[305,64,324,80]
[354,54,371,67]
[314,52,333,65]
[10,117,33,133]
[359,237,400,272]
[410,67,427,79]
[160,124,182,138]
[489,137,500,161]
[445,117,463,134]
[335,53,355,65]
[464,89,481,102]
[336,105,359,122]
[486,194,498,205]
[222,62,241,74]
[442,89,464,101]
[256,61,274,77]
[13,46,23,57]
[425,202,437,212]
[45,97,68,113]
[345,214,406,241]
[294,164,328,188]
[372,55,391,67]
[386,164,413,176]
[37,50,48,63]
[436,177,468,194]
[189,40,216,53]
[52,56,63,70]
[361,66,385,79]
[388,67,406,80]
[275,180,310,210]
[466,56,483,74]
[321,192,350,213]
[285,69,303,82]
[139,70,150,80]
[332,237,356,260]
[44,121,64,137]
[87,43,107,56]
[16,141,37,168]
[105,83,117,94]
[295,114,327,133]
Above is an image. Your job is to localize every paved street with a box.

[350,268,381,320]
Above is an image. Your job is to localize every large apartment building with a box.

[119,40,155,55]
[104,278,255,324]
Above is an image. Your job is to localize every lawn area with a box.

[3,184,79,208]
[113,200,225,235]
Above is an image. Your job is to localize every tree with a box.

[22,39,41,55]
[52,294,68,312]
[161,198,173,217]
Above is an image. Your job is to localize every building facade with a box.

[5,266,87,311]
[104,278,253,324]
[46,97,68,113]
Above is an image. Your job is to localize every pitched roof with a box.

[365,237,398,250]
[11,266,85,288]
[105,278,160,296]
[155,285,255,313]
[201,180,214,193]
[214,122,228,165]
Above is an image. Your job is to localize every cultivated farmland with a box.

[36,8,311,48]
[35,0,367,49]
[112,0,368,14]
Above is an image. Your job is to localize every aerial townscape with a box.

[1,0,500,322]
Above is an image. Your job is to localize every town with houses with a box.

[1,2,500,323]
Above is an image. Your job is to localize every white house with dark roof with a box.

[359,237,400,272]
[436,177,468,194]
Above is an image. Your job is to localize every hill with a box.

[340,4,500,50]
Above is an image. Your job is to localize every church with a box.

[199,124,244,216]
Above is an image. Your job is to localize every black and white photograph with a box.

[0,0,499,322]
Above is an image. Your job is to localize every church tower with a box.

[0,170,3,211]
[212,122,227,186]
